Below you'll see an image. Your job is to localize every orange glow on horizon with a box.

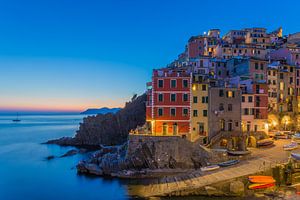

[0,99,125,112]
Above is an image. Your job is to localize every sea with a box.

[0,114,263,200]
[0,114,129,200]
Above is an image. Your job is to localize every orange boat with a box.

[249,178,275,183]
[248,183,275,189]
[248,175,274,180]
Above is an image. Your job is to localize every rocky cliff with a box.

[46,94,146,146]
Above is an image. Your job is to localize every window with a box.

[290,77,293,84]
[280,82,284,90]
[202,84,207,91]
[228,104,233,111]
[171,94,176,102]
[158,80,164,88]
[242,96,245,102]
[219,103,224,111]
[203,110,207,117]
[280,73,283,79]
[193,110,198,117]
[227,91,234,98]
[170,108,176,116]
[248,96,253,102]
[158,93,163,102]
[219,89,224,97]
[244,108,249,115]
[171,79,176,88]
[183,108,188,116]
[220,119,225,131]
[235,121,239,127]
[255,62,259,69]
[193,96,198,103]
[158,108,163,116]
[260,63,264,70]
[202,96,208,103]
[183,79,188,88]
[183,94,189,102]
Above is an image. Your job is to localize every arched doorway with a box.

[247,136,257,147]
[172,123,178,135]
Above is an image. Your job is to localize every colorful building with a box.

[146,68,192,137]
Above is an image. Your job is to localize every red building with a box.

[146,68,192,137]
[188,36,205,58]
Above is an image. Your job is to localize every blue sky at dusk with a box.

[1,0,299,112]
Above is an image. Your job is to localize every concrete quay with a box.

[127,139,293,197]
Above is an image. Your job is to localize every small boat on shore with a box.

[249,183,275,190]
[292,133,300,143]
[218,159,239,167]
[257,138,274,147]
[291,153,300,161]
[283,142,298,151]
[249,176,276,183]
[200,165,220,172]
[227,150,251,156]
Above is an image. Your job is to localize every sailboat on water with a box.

[12,113,21,122]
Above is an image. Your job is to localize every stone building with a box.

[208,87,244,150]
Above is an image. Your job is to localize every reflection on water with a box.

[0,114,128,200]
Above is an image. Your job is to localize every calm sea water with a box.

[0,114,129,200]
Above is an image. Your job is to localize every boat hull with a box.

[218,160,239,167]
[201,165,220,172]
[249,183,275,189]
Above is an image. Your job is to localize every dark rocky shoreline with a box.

[45,93,146,147]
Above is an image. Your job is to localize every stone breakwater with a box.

[46,94,146,147]
[76,135,229,178]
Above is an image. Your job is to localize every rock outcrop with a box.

[76,135,224,178]
[46,94,146,147]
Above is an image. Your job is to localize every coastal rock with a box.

[46,93,146,147]
[205,186,224,196]
[229,181,245,196]
[45,155,55,160]
[77,135,223,178]
[60,149,78,157]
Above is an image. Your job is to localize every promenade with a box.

[127,139,293,197]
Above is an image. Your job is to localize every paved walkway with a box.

[127,139,293,197]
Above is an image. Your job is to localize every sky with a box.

[0,0,300,113]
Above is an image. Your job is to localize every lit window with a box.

[280,82,284,90]
[227,91,233,98]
